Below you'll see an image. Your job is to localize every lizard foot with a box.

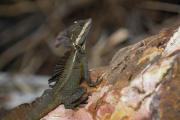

[64,94,88,109]
[88,74,104,87]
[63,87,87,108]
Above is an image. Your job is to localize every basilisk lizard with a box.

[2,18,101,120]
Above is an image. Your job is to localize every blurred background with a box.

[0,0,179,115]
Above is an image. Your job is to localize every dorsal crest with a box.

[48,50,72,88]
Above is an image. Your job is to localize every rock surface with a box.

[42,25,180,120]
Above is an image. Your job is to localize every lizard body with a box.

[2,19,100,120]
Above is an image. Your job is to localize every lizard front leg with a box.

[82,55,102,87]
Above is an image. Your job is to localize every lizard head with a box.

[73,18,92,46]
[55,18,92,50]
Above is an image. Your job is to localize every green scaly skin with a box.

[2,18,100,120]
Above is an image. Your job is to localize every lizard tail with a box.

[1,91,58,120]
